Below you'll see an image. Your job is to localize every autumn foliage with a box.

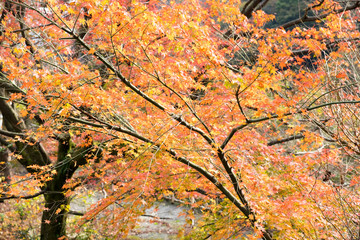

[1,0,360,239]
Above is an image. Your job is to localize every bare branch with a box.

[268,134,304,146]
[254,0,270,11]
[242,0,267,18]
[222,100,360,149]
[221,124,247,150]
[0,129,25,138]
[11,23,54,33]
[236,86,249,123]
[281,0,360,29]
[68,210,84,216]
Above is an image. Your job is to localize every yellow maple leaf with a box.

[89,48,95,54]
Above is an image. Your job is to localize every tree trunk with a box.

[40,191,70,240]
[0,147,10,202]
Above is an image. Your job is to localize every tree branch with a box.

[68,210,84,216]
[242,0,265,18]
[0,128,25,138]
[280,0,360,29]
[0,190,45,201]
[254,0,270,12]
[62,114,263,232]
[11,23,54,33]
[222,100,360,149]
[267,134,304,146]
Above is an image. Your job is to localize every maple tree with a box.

[1,0,360,239]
